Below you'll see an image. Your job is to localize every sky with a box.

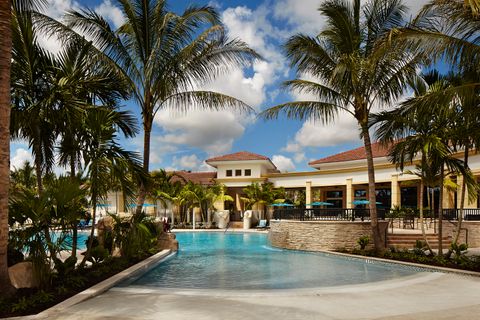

[10,0,431,174]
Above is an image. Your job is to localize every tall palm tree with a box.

[374,71,476,255]
[1,0,47,295]
[260,0,420,250]
[79,107,144,267]
[0,0,13,296]
[60,0,259,214]
[10,4,57,194]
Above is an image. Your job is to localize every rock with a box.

[156,232,179,251]
[97,216,115,247]
[8,261,38,289]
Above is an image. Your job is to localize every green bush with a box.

[357,235,370,250]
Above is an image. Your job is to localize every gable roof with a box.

[170,171,217,185]
[309,142,391,166]
[206,151,270,162]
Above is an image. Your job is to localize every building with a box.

[203,144,480,219]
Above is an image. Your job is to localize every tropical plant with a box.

[79,108,144,267]
[260,0,421,251]
[242,182,284,219]
[374,70,477,255]
[60,0,259,214]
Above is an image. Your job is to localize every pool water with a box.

[124,232,424,290]
[52,231,89,251]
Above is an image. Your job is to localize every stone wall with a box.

[269,220,389,251]
[442,221,480,247]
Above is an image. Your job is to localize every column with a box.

[442,184,453,208]
[457,175,476,209]
[235,193,242,211]
[391,174,401,208]
[306,181,312,208]
[346,178,353,209]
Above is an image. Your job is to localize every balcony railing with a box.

[271,208,480,223]
[272,208,387,221]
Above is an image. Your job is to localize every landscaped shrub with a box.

[357,235,370,250]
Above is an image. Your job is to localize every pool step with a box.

[387,234,452,249]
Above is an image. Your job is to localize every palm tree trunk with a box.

[362,126,383,251]
[419,179,434,255]
[0,0,15,297]
[80,194,97,268]
[33,144,44,195]
[438,165,445,255]
[70,157,78,258]
[447,148,469,258]
[135,98,153,216]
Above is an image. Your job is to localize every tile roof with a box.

[206,151,270,162]
[170,171,217,185]
[309,141,391,166]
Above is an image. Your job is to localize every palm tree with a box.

[79,107,144,267]
[10,160,37,192]
[10,4,57,194]
[61,0,259,214]
[54,39,131,179]
[260,0,420,250]
[374,71,476,255]
[242,182,284,220]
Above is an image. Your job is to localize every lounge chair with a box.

[256,219,268,230]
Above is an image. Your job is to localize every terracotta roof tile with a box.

[309,142,391,166]
[170,171,217,185]
[206,151,270,162]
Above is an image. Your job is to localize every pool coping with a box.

[172,228,269,233]
[317,249,480,277]
[9,249,172,320]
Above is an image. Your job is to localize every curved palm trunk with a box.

[438,166,445,255]
[80,194,97,268]
[419,178,434,255]
[362,127,383,251]
[0,0,15,296]
[447,148,469,258]
[70,158,78,258]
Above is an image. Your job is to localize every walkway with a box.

[40,271,480,320]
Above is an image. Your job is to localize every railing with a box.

[443,208,480,221]
[273,208,387,221]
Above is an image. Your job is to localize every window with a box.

[326,191,343,198]
[244,169,251,176]
[226,170,232,177]
[235,169,242,176]
[354,189,367,198]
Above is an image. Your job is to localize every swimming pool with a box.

[52,231,89,251]
[124,232,426,290]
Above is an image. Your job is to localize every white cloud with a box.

[155,109,247,156]
[95,0,125,29]
[173,154,201,170]
[273,0,430,37]
[272,155,296,173]
[10,148,33,170]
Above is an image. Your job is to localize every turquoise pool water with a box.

[125,232,423,290]
[52,231,89,251]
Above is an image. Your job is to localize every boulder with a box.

[156,232,179,251]
[8,261,38,289]
[97,215,115,247]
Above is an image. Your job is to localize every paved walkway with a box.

[41,271,480,320]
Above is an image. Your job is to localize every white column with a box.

[306,181,312,208]
[346,178,353,209]
[391,174,400,208]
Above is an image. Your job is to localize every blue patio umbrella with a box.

[127,203,156,207]
[270,203,294,207]
[96,204,111,208]
[307,201,334,206]
[352,200,382,205]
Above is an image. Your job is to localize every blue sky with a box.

[11,0,431,173]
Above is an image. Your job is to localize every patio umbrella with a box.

[127,203,156,207]
[96,203,111,207]
[352,200,382,205]
[270,203,294,207]
[307,201,334,206]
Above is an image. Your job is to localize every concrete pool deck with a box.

[33,270,480,319]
